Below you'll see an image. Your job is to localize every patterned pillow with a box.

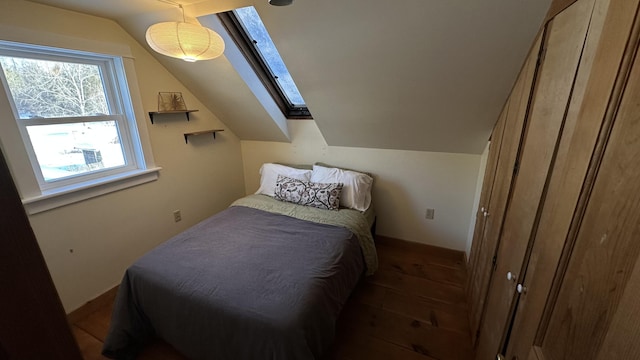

[274,175,343,210]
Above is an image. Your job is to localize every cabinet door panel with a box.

[505,0,639,358]
[537,11,640,359]
[546,0,580,21]
[467,95,508,339]
[595,255,640,360]
[466,102,507,293]
[474,0,596,358]
[467,34,540,341]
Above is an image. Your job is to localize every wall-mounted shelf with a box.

[183,129,224,144]
[148,110,199,124]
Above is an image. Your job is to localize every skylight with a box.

[232,6,307,108]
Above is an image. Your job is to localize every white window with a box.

[0,40,159,213]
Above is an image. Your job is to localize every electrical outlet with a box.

[425,208,435,220]
[173,210,182,222]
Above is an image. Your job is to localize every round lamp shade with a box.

[145,22,225,62]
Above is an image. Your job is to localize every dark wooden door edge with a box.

[0,148,83,360]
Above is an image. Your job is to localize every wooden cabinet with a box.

[467,0,640,358]
[466,33,540,344]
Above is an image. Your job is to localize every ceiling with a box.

[28,0,552,154]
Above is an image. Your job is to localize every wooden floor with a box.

[71,236,474,360]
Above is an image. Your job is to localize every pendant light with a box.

[145,4,225,62]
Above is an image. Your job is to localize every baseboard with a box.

[67,285,119,324]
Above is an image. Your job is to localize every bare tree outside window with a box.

[0,57,109,118]
[0,56,127,182]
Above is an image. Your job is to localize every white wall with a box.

[241,120,482,252]
[0,0,246,312]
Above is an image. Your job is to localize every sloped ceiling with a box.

[27,0,552,154]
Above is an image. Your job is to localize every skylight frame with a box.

[218,7,312,119]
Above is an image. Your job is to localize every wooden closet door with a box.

[467,34,541,343]
[467,105,506,288]
[528,7,640,359]
[474,0,596,358]
[505,0,640,358]
[467,92,508,337]
[0,148,83,359]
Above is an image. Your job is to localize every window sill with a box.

[22,167,162,215]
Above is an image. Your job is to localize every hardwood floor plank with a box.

[348,282,387,308]
[348,282,467,320]
[68,286,119,325]
[367,269,467,306]
[378,251,466,286]
[339,302,473,360]
[72,326,108,360]
[383,290,471,335]
[375,243,466,271]
[74,303,113,342]
[375,236,466,263]
[331,324,439,360]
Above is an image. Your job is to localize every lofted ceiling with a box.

[28,0,552,154]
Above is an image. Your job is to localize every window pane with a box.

[234,6,306,106]
[0,57,109,119]
[26,121,125,181]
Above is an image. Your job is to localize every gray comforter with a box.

[102,203,367,359]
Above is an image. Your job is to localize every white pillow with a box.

[255,163,312,197]
[310,165,373,211]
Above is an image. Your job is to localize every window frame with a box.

[0,39,159,215]
[0,41,146,192]
[218,10,312,120]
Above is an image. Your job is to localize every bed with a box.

[102,194,378,360]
